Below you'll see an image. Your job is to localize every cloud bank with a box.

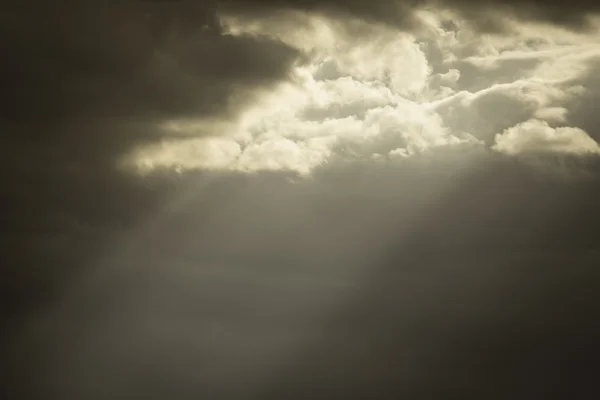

[123,6,600,176]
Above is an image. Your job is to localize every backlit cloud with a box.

[125,9,600,176]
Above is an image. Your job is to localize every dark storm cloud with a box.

[221,0,600,30]
[1,2,300,128]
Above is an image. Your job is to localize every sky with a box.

[2,1,600,398]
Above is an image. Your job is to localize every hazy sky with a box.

[3,1,600,399]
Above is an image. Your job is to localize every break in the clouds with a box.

[124,6,600,176]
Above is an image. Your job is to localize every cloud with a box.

[4,2,600,399]
[1,2,302,146]
[127,9,600,176]
[493,119,600,156]
[124,137,243,173]
[221,0,600,31]
[124,15,476,175]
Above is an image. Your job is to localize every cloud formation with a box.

[493,119,600,155]
[126,7,600,176]
[4,2,600,400]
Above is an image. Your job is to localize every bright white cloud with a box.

[493,119,600,156]
[236,136,336,175]
[122,137,242,174]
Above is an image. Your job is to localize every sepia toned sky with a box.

[3,1,600,399]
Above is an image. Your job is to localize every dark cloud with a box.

[220,0,420,29]
[441,0,600,29]
[1,2,300,127]
[221,0,600,31]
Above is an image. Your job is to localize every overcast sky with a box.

[3,1,600,399]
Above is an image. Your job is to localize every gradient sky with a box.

[3,1,600,399]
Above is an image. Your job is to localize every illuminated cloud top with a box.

[119,6,600,177]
